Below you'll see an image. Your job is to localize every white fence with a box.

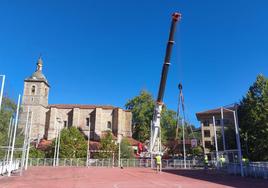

[26,158,204,169]
[220,162,268,179]
[0,159,21,175]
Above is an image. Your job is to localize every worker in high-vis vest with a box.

[242,157,249,165]
[219,155,226,167]
[155,154,162,172]
[204,155,208,169]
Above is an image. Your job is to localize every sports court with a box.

[0,167,267,188]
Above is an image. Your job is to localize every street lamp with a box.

[0,75,5,111]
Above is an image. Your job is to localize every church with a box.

[19,58,132,142]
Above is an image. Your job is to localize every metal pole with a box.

[86,123,91,167]
[25,111,33,170]
[53,123,58,167]
[233,110,244,177]
[0,75,5,110]
[7,117,12,139]
[212,116,219,168]
[220,107,226,151]
[150,121,153,168]
[8,94,21,177]
[182,118,186,169]
[20,106,30,175]
[118,134,122,168]
[5,117,13,161]
[7,119,15,165]
[56,123,61,166]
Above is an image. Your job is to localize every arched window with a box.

[107,121,112,130]
[31,85,36,95]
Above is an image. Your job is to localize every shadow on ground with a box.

[163,169,268,188]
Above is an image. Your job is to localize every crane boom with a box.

[150,12,181,154]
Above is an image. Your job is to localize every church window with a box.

[64,121,67,128]
[86,118,90,127]
[45,88,48,96]
[31,85,36,95]
[107,121,112,130]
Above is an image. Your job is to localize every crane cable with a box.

[175,83,195,140]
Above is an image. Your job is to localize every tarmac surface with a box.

[0,167,267,188]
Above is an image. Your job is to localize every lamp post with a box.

[222,106,244,177]
[0,75,5,110]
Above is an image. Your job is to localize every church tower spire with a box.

[36,57,43,71]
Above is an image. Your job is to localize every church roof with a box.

[48,104,130,111]
[25,57,49,85]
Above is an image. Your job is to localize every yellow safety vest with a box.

[156,156,161,164]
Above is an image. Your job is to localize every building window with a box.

[64,121,67,128]
[86,118,90,127]
[31,85,36,95]
[205,141,211,148]
[204,130,210,137]
[45,88,48,96]
[203,120,209,126]
[107,121,112,129]
[216,120,221,126]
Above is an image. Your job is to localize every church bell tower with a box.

[20,57,50,140]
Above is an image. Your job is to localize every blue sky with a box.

[0,0,268,127]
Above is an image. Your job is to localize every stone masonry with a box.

[18,58,132,142]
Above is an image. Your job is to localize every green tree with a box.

[97,131,118,158]
[161,107,177,143]
[0,96,23,159]
[189,146,203,156]
[125,90,178,143]
[120,138,134,159]
[238,74,268,161]
[47,127,87,158]
[29,147,46,158]
[125,90,154,142]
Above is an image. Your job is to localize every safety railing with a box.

[26,158,205,169]
[0,159,21,175]
[219,162,268,179]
